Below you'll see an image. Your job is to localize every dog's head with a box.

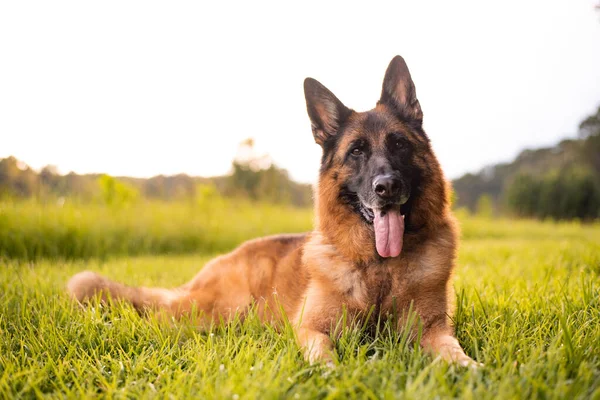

[305,56,447,259]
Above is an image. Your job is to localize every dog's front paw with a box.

[423,333,483,369]
[456,355,484,369]
[304,344,335,366]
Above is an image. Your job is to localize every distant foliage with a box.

[97,175,139,206]
[0,139,313,207]
[225,162,311,207]
[505,174,540,217]
[223,139,312,207]
[0,156,40,199]
[453,105,600,221]
[506,168,600,221]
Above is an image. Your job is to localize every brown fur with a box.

[68,56,479,367]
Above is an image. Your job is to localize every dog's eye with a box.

[351,148,363,156]
[395,140,405,149]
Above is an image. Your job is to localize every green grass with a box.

[1,206,599,398]
[0,199,312,260]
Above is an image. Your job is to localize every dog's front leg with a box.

[293,285,340,367]
[421,326,481,367]
[295,326,335,366]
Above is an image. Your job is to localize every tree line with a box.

[0,139,313,207]
[453,106,600,221]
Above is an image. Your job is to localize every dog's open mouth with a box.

[360,203,407,258]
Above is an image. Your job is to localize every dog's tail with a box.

[67,271,179,312]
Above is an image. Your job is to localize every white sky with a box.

[1,1,599,183]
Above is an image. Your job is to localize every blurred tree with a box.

[0,147,313,206]
[97,174,139,206]
[225,139,312,206]
[579,106,600,175]
[39,165,59,198]
[0,156,38,198]
[455,105,600,220]
[506,167,600,221]
[506,174,540,217]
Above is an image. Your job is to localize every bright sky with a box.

[1,1,599,183]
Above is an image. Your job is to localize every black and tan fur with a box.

[68,56,479,367]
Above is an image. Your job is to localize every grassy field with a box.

[1,202,599,398]
[0,199,313,260]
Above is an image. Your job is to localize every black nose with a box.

[372,175,398,199]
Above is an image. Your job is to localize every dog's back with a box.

[69,233,309,324]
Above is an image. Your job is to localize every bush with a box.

[506,168,600,221]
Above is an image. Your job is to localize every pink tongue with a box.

[374,209,404,258]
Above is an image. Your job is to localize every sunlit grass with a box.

[1,203,599,398]
[0,199,313,260]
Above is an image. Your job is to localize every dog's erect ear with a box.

[379,56,423,124]
[304,78,352,146]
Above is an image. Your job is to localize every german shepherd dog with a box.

[68,56,479,367]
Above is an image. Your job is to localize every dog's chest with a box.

[304,238,410,313]
[362,268,394,313]
[345,263,406,313]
